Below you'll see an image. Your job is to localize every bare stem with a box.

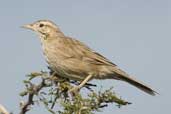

[0,104,9,114]
[19,79,46,114]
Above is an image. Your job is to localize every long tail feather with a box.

[113,67,157,96]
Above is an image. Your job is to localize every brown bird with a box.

[23,20,157,95]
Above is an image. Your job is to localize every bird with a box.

[22,20,157,95]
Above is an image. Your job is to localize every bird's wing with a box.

[85,51,117,66]
[63,38,157,96]
[65,37,116,66]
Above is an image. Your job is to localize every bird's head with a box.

[22,20,64,38]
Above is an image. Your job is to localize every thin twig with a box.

[0,104,9,114]
[19,79,46,114]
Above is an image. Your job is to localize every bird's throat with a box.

[40,33,48,40]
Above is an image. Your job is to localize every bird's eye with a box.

[39,24,44,27]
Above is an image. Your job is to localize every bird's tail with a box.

[113,67,157,96]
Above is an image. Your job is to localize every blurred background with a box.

[0,0,170,114]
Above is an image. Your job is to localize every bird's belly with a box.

[53,67,86,81]
[44,53,90,81]
[51,63,89,81]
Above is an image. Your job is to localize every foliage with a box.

[19,71,131,114]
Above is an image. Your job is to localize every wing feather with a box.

[65,37,116,66]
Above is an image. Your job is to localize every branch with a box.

[0,104,9,114]
[19,71,131,114]
[19,77,46,114]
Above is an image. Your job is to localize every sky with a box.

[0,0,170,114]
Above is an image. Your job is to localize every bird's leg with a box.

[69,74,93,92]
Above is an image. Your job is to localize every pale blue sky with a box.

[0,0,170,114]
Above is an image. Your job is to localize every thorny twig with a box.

[19,78,46,114]
[19,71,131,114]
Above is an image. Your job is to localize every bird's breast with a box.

[41,41,90,80]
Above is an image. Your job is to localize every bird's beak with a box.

[21,24,34,30]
